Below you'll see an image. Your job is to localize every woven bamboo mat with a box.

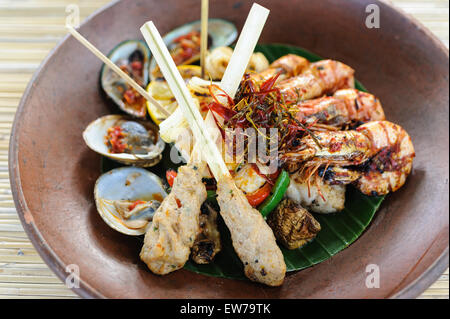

[0,0,448,299]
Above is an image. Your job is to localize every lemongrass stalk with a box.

[158,107,188,143]
[219,3,269,99]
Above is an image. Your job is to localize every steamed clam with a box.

[83,114,165,167]
[100,40,150,118]
[94,167,167,236]
[149,18,237,80]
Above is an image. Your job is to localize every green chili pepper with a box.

[206,190,217,202]
[258,170,290,217]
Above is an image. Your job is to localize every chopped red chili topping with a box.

[106,126,127,153]
[166,169,177,187]
[171,31,201,65]
[128,200,146,211]
[123,88,138,105]
[130,60,143,71]
[122,88,146,116]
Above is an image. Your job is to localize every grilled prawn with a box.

[320,121,415,196]
[251,54,309,83]
[283,121,415,196]
[277,60,355,104]
[283,130,374,168]
[353,121,415,195]
[292,88,385,127]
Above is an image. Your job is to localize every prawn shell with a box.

[355,121,415,195]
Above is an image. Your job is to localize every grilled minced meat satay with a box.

[216,176,286,286]
[140,163,207,274]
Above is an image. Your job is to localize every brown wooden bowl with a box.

[9,0,449,298]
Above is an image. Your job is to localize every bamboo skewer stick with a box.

[66,26,170,117]
[200,0,209,79]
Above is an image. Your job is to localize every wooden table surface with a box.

[0,0,448,299]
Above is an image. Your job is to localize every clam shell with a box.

[82,114,165,167]
[100,40,150,118]
[94,167,167,236]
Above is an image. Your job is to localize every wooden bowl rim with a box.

[8,0,449,299]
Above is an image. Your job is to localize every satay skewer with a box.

[140,3,286,286]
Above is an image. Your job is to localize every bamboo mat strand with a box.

[0,0,448,299]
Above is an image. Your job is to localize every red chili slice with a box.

[166,169,177,187]
[245,183,272,207]
[128,200,145,211]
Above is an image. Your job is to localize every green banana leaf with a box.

[101,43,384,280]
[183,43,384,279]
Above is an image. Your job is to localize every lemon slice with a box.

[146,65,202,125]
